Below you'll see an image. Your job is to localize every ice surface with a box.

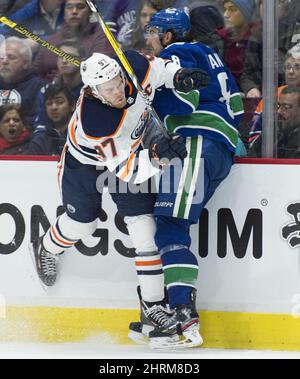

[0,338,299,359]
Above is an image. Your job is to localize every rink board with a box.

[0,158,300,350]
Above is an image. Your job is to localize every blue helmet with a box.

[146,8,191,40]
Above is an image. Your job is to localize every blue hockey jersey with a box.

[153,42,244,153]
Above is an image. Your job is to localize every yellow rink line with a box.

[0,307,300,351]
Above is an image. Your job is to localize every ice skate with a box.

[30,237,58,287]
[128,286,173,345]
[149,289,203,350]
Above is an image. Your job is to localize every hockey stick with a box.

[85,0,170,137]
[0,16,81,67]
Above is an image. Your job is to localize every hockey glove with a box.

[174,68,210,92]
[150,134,187,163]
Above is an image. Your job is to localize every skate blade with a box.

[28,243,54,294]
[128,323,153,345]
[128,330,149,345]
[150,329,203,350]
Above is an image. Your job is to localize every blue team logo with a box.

[131,111,148,140]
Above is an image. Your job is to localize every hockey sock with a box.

[43,213,98,255]
[135,253,165,303]
[160,245,199,309]
[125,214,165,303]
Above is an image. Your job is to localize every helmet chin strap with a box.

[93,89,112,107]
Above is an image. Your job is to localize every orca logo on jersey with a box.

[281,202,300,249]
[131,111,148,140]
[67,204,76,214]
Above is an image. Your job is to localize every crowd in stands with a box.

[0,0,299,158]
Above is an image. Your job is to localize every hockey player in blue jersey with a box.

[136,8,244,349]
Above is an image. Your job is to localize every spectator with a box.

[242,0,300,98]
[278,0,300,75]
[33,0,114,81]
[214,0,256,89]
[248,87,300,158]
[0,0,18,16]
[103,0,190,48]
[188,4,224,51]
[130,1,194,52]
[130,0,159,52]
[0,104,31,154]
[0,37,46,127]
[276,87,300,158]
[56,40,84,91]
[0,0,65,38]
[34,40,84,128]
[248,43,300,143]
[284,43,300,87]
[188,0,223,13]
[28,81,74,155]
[149,0,191,9]
[130,1,195,53]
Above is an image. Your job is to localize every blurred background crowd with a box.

[0,0,299,158]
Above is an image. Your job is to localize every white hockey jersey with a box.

[66,51,180,182]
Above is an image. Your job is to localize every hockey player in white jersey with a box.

[30,50,209,336]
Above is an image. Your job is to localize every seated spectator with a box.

[215,0,256,89]
[278,0,300,81]
[284,43,300,87]
[130,1,196,53]
[0,104,31,154]
[55,40,84,98]
[248,87,300,158]
[149,0,191,9]
[34,40,84,128]
[27,81,74,155]
[103,0,190,48]
[130,0,160,52]
[188,1,224,13]
[0,0,65,38]
[248,43,300,143]
[0,0,18,16]
[188,4,224,51]
[33,0,114,81]
[0,37,46,127]
[242,0,300,98]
